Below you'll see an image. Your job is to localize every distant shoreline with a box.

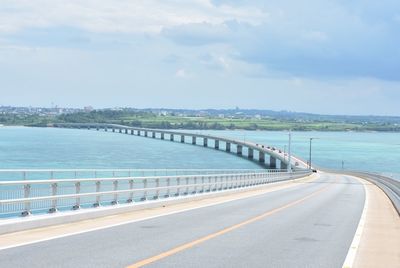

[1,124,399,133]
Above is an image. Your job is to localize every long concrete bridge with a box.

[0,125,399,268]
[51,123,307,170]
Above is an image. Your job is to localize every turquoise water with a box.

[0,127,399,175]
[195,130,400,174]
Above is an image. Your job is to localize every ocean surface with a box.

[0,127,398,179]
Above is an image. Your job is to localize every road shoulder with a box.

[354,178,400,268]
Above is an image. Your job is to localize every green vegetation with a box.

[1,110,399,132]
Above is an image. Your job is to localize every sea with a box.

[0,127,398,180]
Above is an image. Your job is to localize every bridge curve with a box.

[49,123,308,170]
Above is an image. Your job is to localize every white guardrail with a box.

[0,169,312,218]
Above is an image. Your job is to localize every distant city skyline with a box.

[1,1,399,116]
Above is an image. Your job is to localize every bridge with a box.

[0,124,399,268]
[50,123,308,170]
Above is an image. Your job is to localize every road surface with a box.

[0,173,365,268]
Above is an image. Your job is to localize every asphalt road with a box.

[0,173,365,268]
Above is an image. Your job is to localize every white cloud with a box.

[175,68,187,78]
[0,0,266,33]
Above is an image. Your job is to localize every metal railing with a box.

[0,169,311,218]
[343,171,400,215]
[0,169,268,181]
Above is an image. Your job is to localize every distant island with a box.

[0,106,399,132]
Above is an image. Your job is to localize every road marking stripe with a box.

[342,176,369,268]
[127,183,332,268]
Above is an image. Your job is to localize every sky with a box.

[0,0,399,116]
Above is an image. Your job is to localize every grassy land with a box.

[1,111,399,132]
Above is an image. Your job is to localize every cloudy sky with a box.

[0,0,399,115]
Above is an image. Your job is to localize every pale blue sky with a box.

[0,0,399,115]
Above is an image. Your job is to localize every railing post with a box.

[49,183,58,213]
[166,178,170,198]
[73,182,81,210]
[193,177,197,194]
[127,180,134,203]
[112,180,119,205]
[185,177,189,195]
[208,176,212,192]
[176,177,181,196]
[155,178,160,199]
[93,181,101,207]
[22,184,31,216]
[201,177,205,193]
[235,175,239,188]
[141,179,148,201]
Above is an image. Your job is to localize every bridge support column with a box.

[281,161,288,170]
[203,138,208,147]
[226,142,231,152]
[237,145,243,155]
[104,127,108,132]
[152,132,156,138]
[131,129,134,135]
[248,148,254,159]
[119,129,122,133]
[125,129,128,134]
[259,152,265,163]
[270,156,277,169]
[215,140,220,149]
[170,134,174,141]
[145,131,148,137]
[96,127,99,131]
[192,136,196,145]
[112,128,115,132]
[161,133,165,140]
[181,135,185,143]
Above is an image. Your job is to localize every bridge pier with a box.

[203,138,208,147]
[226,142,231,152]
[152,132,156,138]
[237,145,243,155]
[259,152,265,163]
[119,129,122,133]
[104,127,108,132]
[181,135,185,143]
[145,131,148,137]
[281,161,288,170]
[112,128,115,132]
[192,136,196,145]
[270,156,277,169]
[248,148,254,159]
[131,129,134,135]
[125,129,128,134]
[215,140,220,149]
[170,134,174,141]
[161,133,165,140]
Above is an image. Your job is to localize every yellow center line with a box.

[127,182,333,268]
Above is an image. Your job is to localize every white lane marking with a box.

[342,176,369,268]
[0,176,318,251]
